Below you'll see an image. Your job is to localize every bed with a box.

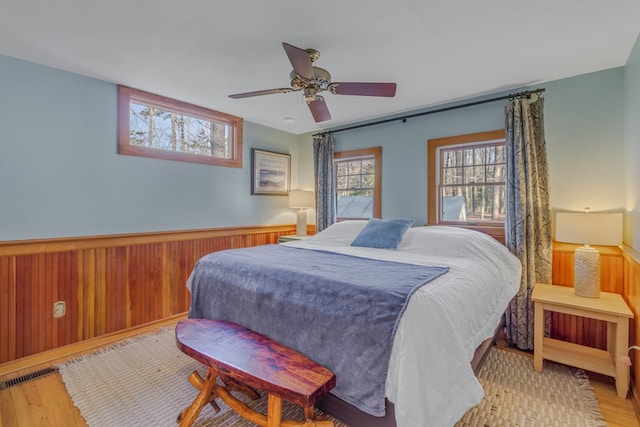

[186,220,521,427]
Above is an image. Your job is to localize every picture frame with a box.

[251,148,291,195]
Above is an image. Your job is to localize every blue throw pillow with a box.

[350,218,415,249]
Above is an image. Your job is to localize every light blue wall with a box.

[0,54,300,241]
[1,53,630,242]
[299,68,626,228]
[312,101,505,226]
[544,68,624,213]
[624,34,640,250]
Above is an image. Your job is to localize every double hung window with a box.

[428,129,506,241]
[334,147,381,220]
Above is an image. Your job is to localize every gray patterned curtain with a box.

[504,96,552,350]
[313,133,336,232]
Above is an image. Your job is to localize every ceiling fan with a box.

[228,42,397,123]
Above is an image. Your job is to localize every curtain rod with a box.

[312,87,546,137]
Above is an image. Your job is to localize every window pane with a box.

[485,146,495,163]
[464,149,474,165]
[129,103,231,158]
[442,167,462,185]
[486,164,505,182]
[348,175,362,188]
[495,145,506,163]
[442,150,455,168]
[474,147,485,164]
[462,166,474,184]
[348,161,362,174]
[362,173,375,187]
[473,166,486,183]
[454,150,463,166]
[119,86,242,167]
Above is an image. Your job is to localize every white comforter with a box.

[283,222,521,427]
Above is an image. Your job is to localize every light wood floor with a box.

[1,331,639,426]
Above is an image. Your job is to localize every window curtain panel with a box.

[313,133,336,232]
[504,96,552,350]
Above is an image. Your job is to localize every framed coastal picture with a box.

[251,148,291,195]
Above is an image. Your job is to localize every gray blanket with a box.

[187,244,448,416]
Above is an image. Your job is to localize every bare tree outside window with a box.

[334,147,381,220]
[118,86,242,167]
[428,129,506,243]
[440,142,505,222]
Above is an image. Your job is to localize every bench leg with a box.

[186,369,221,413]
[220,373,260,400]
[177,367,217,427]
[178,369,334,427]
[302,406,335,427]
[267,394,282,427]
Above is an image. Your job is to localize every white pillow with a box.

[308,220,368,245]
[397,225,503,257]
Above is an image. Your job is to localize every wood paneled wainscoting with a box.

[0,225,307,368]
[552,242,640,413]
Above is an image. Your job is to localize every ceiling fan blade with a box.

[228,88,293,99]
[282,42,315,80]
[307,96,331,122]
[329,82,397,97]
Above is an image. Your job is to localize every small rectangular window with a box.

[118,86,243,167]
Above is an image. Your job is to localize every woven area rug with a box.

[58,327,605,427]
[455,347,605,427]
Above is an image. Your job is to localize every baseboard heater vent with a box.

[0,367,58,389]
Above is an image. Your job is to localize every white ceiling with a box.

[2,1,639,135]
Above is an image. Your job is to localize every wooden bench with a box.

[175,319,336,427]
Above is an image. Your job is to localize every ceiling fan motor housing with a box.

[290,67,331,96]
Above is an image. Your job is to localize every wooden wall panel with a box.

[0,224,300,365]
[621,249,640,409]
[0,257,16,362]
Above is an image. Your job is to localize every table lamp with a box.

[288,190,315,236]
[555,210,622,298]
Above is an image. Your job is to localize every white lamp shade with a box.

[289,190,315,209]
[555,212,622,246]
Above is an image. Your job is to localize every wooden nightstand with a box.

[277,235,309,243]
[532,283,633,398]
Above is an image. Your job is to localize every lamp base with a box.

[296,209,307,236]
[574,246,600,298]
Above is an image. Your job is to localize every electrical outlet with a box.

[53,301,66,318]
